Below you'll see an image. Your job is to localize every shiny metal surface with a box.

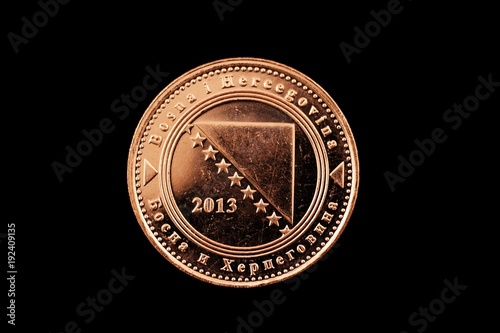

[127,57,359,287]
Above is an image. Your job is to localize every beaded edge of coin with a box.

[127,57,359,287]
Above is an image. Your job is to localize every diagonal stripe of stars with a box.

[192,135,287,231]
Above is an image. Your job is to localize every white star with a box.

[184,124,194,134]
[241,185,257,200]
[215,158,232,174]
[228,172,244,187]
[266,211,282,226]
[254,199,269,213]
[279,225,291,236]
[202,145,219,161]
[190,132,206,148]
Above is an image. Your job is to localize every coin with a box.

[127,57,359,287]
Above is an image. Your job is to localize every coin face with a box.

[127,57,359,287]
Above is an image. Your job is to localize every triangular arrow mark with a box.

[330,161,345,188]
[143,159,158,186]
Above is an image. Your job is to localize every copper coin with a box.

[127,57,359,287]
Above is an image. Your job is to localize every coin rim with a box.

[127,57,360,287]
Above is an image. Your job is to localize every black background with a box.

[3,0,498,332]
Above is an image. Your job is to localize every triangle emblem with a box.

[196,122,295,224]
